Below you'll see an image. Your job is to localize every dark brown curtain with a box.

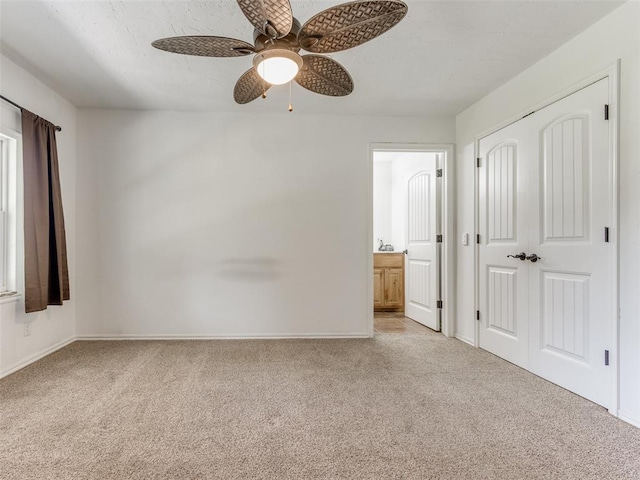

[21,109,69,313]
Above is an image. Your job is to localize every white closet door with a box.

[478,121,532,369]
[405,164,439,330]
[527,78,612,408]
[478,78,613,408]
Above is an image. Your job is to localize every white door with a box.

[478,122,531,368]
[478,78,614,407]
[526,79,613,407]
[405,157,439,330]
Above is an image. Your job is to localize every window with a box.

[0,129,21,297]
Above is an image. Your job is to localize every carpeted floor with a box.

[1,336,639,479]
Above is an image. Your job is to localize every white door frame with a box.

[368,143,455,337]
[473,62,620,417]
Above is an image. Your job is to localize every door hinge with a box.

[604,104,609,120]
[436,234,443,243]
[476,157,481,168]
[476,310,480,321]
[605,227,610,243]
[437,300,443,309]
[476,234,480,244]
[436,169,443,177]
[605,350,610,366]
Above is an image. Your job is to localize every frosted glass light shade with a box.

[253,49,303,85]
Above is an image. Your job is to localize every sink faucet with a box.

[378,239,384,251]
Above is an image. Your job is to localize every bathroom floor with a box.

[374,312,437,335]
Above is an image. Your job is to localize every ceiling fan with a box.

[152,0,408,106]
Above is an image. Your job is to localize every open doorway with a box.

[369,144,454,337]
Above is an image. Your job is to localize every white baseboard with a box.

[0,336,75,379]
[454,333,475,346]
[75,333,371,341]
[618,411,640,428]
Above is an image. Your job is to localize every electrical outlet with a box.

[24,323,30,336]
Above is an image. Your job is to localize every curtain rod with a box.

[0,94,62,132]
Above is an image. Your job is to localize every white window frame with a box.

[0,127,22,300]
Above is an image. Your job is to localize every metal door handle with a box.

[526,254,541,263]
[507,252,527,261]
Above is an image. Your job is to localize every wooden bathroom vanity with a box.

[373,253,405,312]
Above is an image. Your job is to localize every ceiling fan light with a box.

[253,49,303,85]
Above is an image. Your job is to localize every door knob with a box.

[507,252,527,261]
[526,253,541,263]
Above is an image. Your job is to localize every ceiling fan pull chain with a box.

[288,81,293,112]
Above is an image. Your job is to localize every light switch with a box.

[462,233,469,246]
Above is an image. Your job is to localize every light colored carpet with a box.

[1,335,639,479]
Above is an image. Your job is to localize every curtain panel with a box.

[21,109,70,313]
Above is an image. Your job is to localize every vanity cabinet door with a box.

[384,268,404,308]
[374,253,405,311]
[373,268,384,308]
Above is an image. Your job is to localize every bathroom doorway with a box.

[369,144,454,336]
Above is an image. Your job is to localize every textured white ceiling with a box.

[0,0,623,116]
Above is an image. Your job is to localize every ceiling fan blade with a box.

[295,55,354,97]
[236,0,293,38]
[152,36,255,57]
[298,0,407,54]
[234,68,271,104]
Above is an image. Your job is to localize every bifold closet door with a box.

[478,78,613,408]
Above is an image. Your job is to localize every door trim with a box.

[368,143,455,337]
[473,62,620,417]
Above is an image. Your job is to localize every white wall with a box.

[76,110,454,337]
[373,159,392,251]
[0,54,77,376]
[455,1,640,425]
